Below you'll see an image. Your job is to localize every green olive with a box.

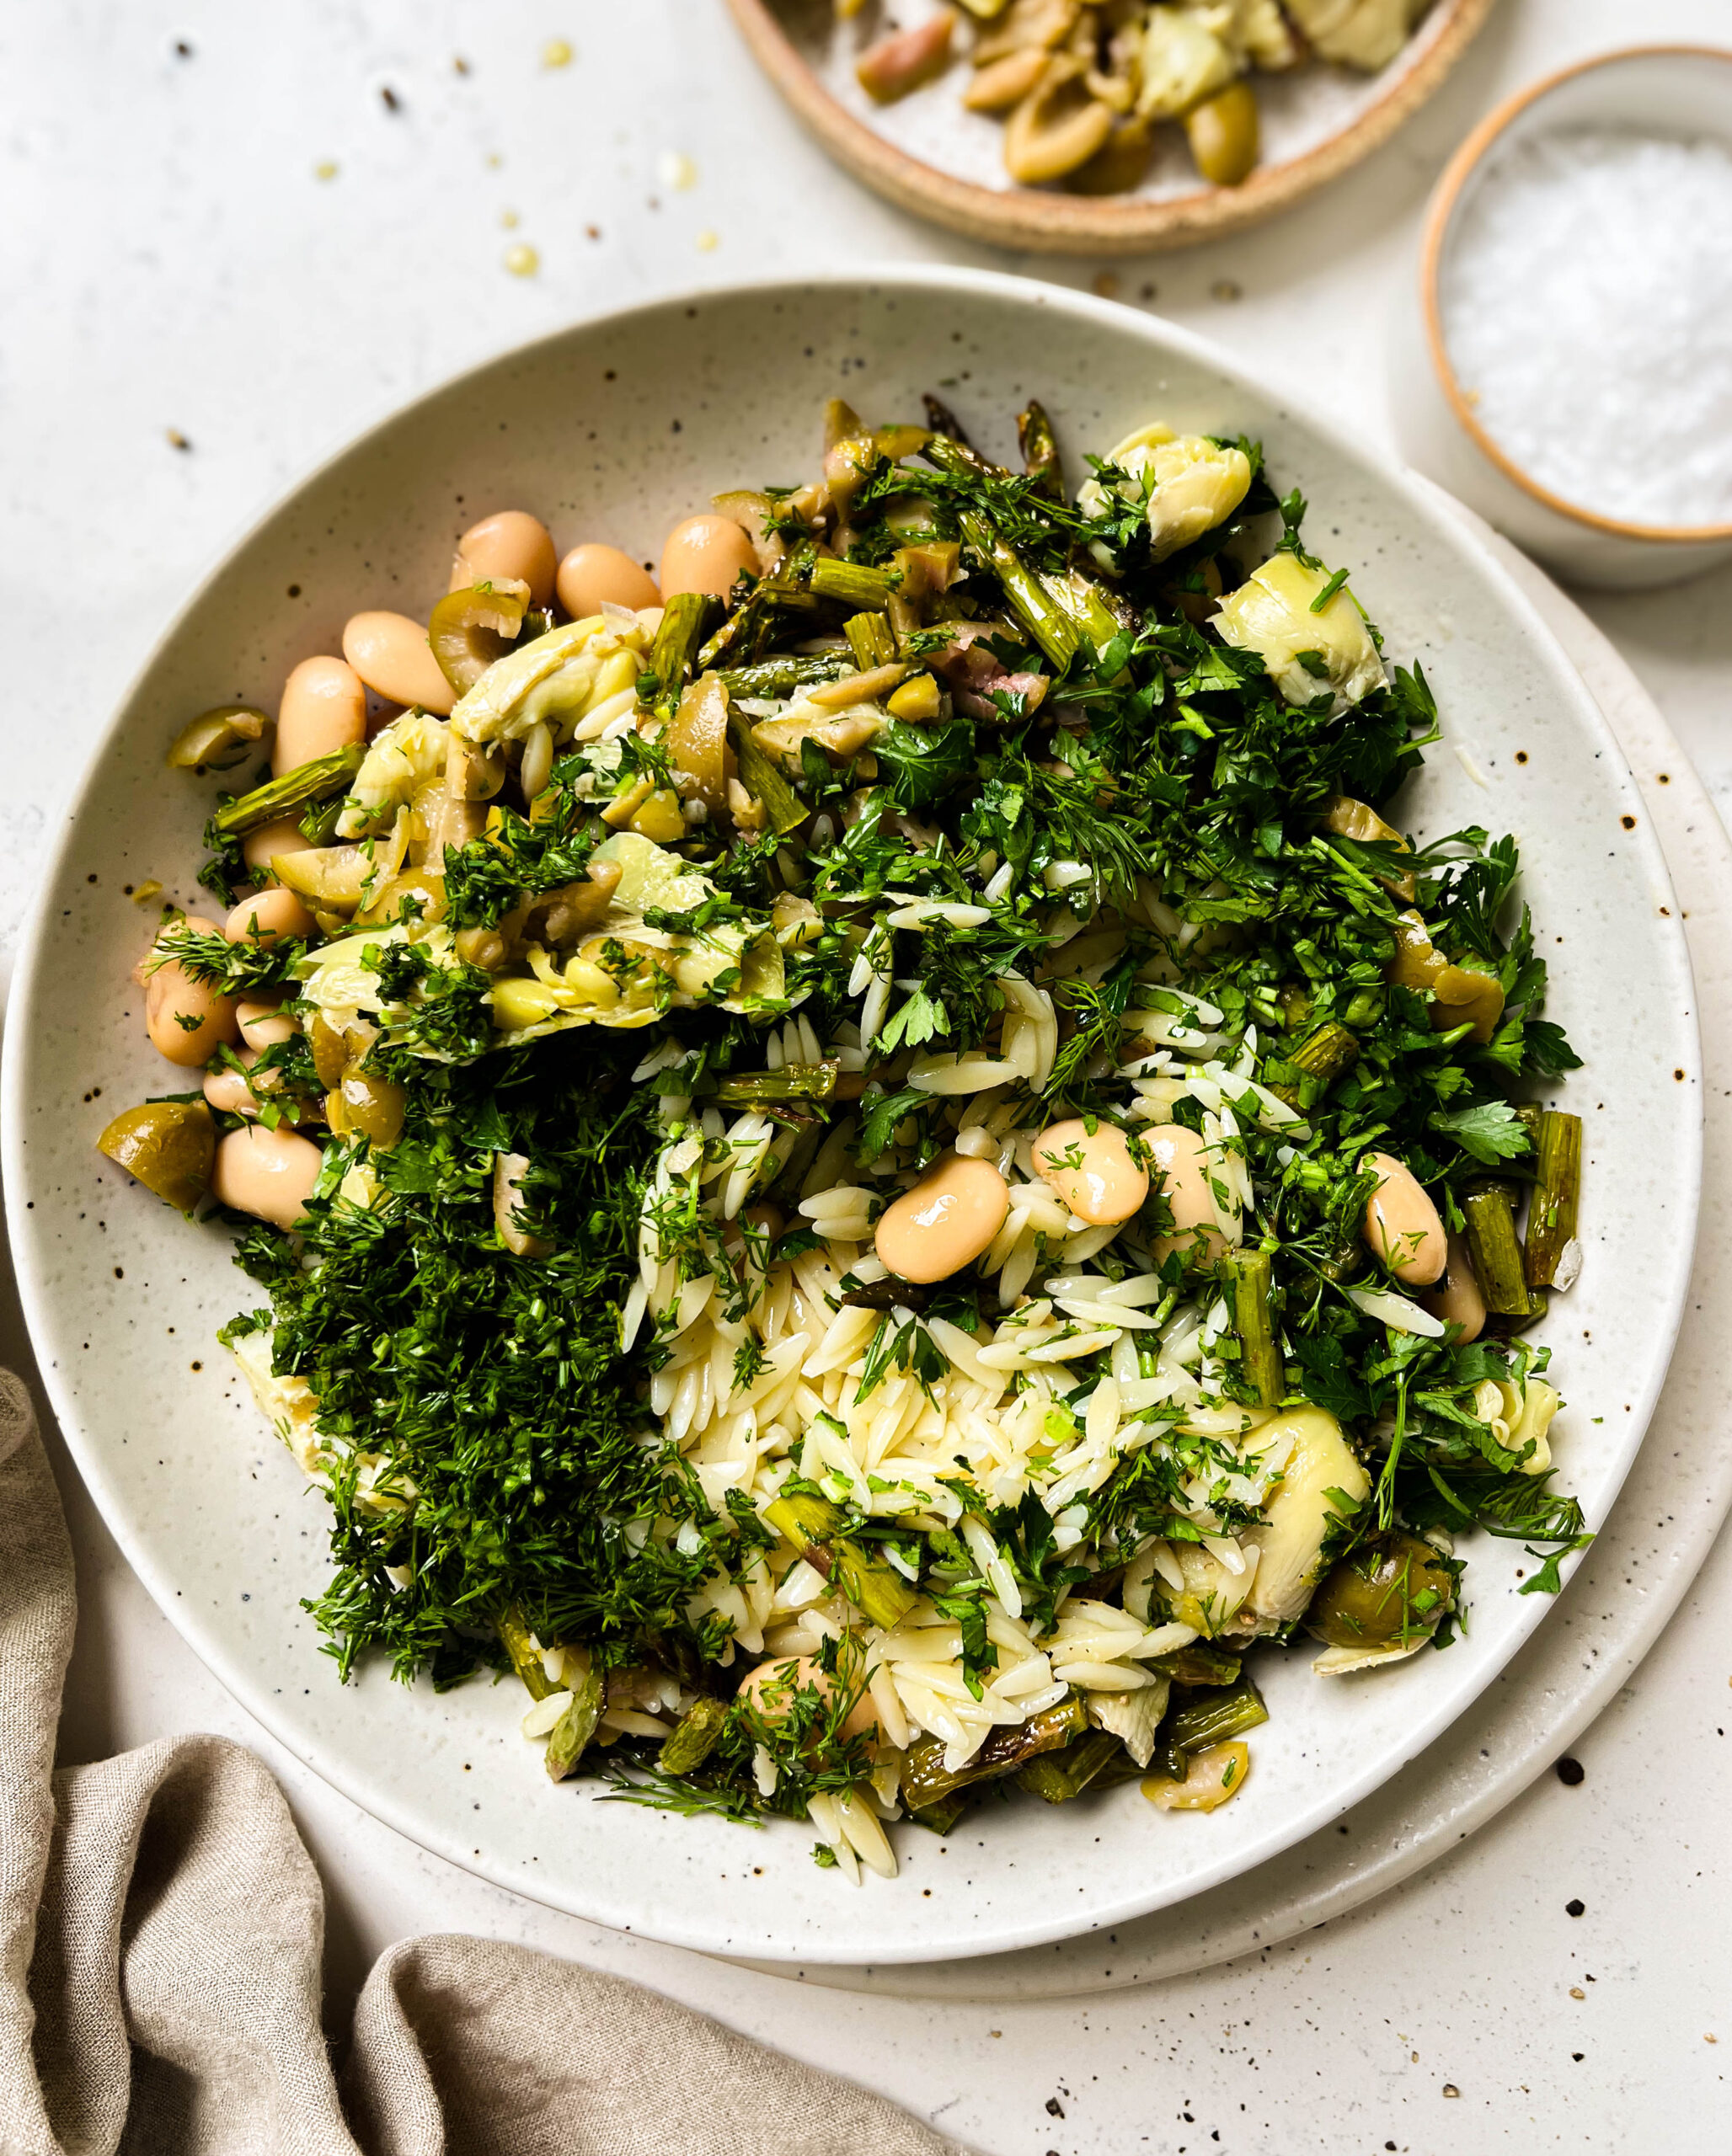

[1184,79,1260,189]
[331,1068,406,1150]
[97,1099,216,1213]
[1321,794,1402,850]
[308,1013,353,1091]
[1002,62,1115,186]
[165,704,270,771]
[270,843,370,912]
[429,582,527,697]
[1306,1534,1456,1651]
[353,869,448,930]
[1385,909,1446,992]
[1068,118,1155,197]
[1320,793,1416,899]
[1429,961,1506,1046]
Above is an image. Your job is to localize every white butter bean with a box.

[225,887,315,945]
[341,611,454,717]
[273,655,367,775]
[556,542,660,618]
[736,1657,877,1746]
[203,1061,258,1118]
[876,1155,1008,1284]
[142,917,238,1067]
[452,510,558,607]
[659,514,758,601]
[494,1151,553,1258]
[1034,1117,1149,1227]
[203,1047,281,1118]
[242,815,311,881]
[1419,1230,1487,1342]
[211,1123,323,1229]
[236,995,297,1051]
[1145,1123,1225,1263]
[1362,1150,1446,1287]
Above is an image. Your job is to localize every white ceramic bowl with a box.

[3,269,1700,1966]
[1387,45,1732,590]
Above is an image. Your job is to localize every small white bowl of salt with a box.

[1389,45,1732,589]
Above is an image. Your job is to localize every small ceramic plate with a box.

[1389,44,1732,590]
[3,269,1698,1967]
[728,0,1499,253]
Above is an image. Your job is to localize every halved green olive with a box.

[668,675,731,814]
[1430,961,1506,1046]
[1320,792,1416,899]
[453,925,510,973]
[1004,61,1115,186]
[97,1099,216,1213]
[711,491,778,573]
[308,1013,353,1091]
[1386,909,1444,992]
[1069,117,1155,196]
[1306,1534,1456,1651]
[329,1068,406,1150]
[1184,79,1259,188]
[270,844,371,912]
[429,580,529,696]
[166,704,270,771]
[353,869,448,929]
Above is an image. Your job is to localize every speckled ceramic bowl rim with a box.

[1,266,1701,1962]
[1419,43,1732,545]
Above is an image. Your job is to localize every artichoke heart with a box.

[1282,0,1427,72]
[1220,0,1302,70]
[1237,1406,1371,1628]
[229,1327,330,1482]
[1471,1375,1561,1477]
[450,608,658,747]
[489,833,786,1043]
[1143,435,1253,560]
[1079,424,1250,562]
[1213,552,1387,713]
[294,920,455,1044]
[1138,6,1237,118]
[751,697,886,774]
[337,709,451,837]
[1161,1538,1259,1636]
[296,835,783,1053]
[1311,1636,1430,1675]
[230,1329,413,1511]
[1086,1679,1172,1769]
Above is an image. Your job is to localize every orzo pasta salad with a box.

[100,394,1587,1878]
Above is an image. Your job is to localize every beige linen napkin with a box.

[0,1373,972,2156]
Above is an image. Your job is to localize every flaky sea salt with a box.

[1439,129,1732,528]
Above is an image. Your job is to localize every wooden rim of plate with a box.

[727,0,1501,255]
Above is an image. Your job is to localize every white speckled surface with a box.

[3,0,1729,2145]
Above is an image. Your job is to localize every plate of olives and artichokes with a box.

[727,0,1499,253]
